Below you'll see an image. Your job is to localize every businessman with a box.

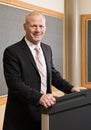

[3,11,86,130]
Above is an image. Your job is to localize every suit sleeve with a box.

[52,68,74,93]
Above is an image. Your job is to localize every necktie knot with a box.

[35,46,40,54]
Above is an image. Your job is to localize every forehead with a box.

[26,14,46,25]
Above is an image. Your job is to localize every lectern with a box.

[41,89,91,130]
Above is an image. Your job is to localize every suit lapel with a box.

[20,38,38,70]
[41,43,50,74]
[41,43,51,91]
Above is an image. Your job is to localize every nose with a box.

[35,26,40,32]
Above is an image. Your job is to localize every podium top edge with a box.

[41,89,91,114]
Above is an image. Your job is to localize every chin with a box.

[34,39,41,43]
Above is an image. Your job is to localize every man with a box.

[3,11,86,130]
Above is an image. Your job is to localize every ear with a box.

[23,23,26,31]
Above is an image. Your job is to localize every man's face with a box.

[24,14,46,45]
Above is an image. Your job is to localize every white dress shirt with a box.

[25,37,47,93]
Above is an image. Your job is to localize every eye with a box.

[30,25,37,29]
[39,25,44,28]
[30,25,45,29]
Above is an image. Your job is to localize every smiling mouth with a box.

[34,34,41,38]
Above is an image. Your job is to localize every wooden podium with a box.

[41,89,91,130]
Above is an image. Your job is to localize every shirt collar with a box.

[24,37,41,50]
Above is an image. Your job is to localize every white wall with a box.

[19,0,64,13]
[19,0,91,14]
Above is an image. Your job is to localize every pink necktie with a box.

[34,46,46,94]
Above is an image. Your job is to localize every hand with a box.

[39,94,56,108]
[71,86,87,93]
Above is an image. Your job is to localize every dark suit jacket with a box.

[3,37,73,130]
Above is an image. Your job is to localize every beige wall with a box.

[79,0,91,14]
[0,104,6,130]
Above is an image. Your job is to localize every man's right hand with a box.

[39,94,56,108]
